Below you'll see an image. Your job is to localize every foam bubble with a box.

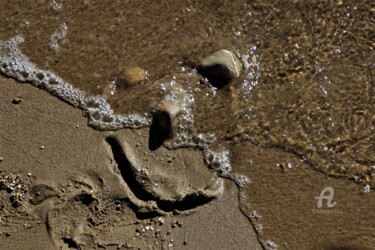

[232,174,250,189]
[159,78,217,149]
[236,46,261,99]
[263,240,278,250]
[0,36,150,130]
[203,148,251,192]
[248,210,262,220]
[49,0,63,11]
[49,23,68,51]
[255,224,263,234]
[203,148,232,176]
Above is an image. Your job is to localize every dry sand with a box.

[0,77,261,249]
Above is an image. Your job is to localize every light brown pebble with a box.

[200,49,242,84]
[158,218,165,225]
[118,66,146,87]
[0,157,3,162]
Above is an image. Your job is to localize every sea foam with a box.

[0,36,150,130]
[0,35,250,190]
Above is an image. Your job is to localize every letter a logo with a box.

[315,187,336,208]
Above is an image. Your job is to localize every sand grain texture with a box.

[0,78,261,250]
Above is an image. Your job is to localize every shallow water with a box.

[1,0,373,184]
[0,0,374,248]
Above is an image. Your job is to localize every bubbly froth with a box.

[0,36,150,130]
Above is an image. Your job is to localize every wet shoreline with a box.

[1,1,374,249]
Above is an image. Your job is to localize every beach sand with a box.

[0,77,261,249]
[1,76,374,250]
[1,1,374,249]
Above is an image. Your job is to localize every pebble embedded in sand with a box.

[0,157,3,162]
[158,217,165,225]
[117,66,146,87]
[11,97,23,104]
[157,102,180,136]
[199,49,242,85]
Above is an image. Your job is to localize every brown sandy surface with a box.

[1,1,374,249]
[231,142,375,249]
[0,77,261,249]
[1,0,373,185]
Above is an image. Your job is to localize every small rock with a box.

[156,102,180,136]
[11,98,23,105]
[199,49,242,86]
[118,66,146,87]
[0,157,3,162]
[158,217,165,225]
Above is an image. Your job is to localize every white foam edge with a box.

[203,147,250,189]
[0,36,150,130]
[160,78,217,149]
[263,240,278,250]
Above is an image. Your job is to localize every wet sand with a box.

[0,73,375,249]
[231,141,375,249]
[0,78,261,249]
[1,78,374,249]
[0,0,374,249]
[0,0,373,184]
